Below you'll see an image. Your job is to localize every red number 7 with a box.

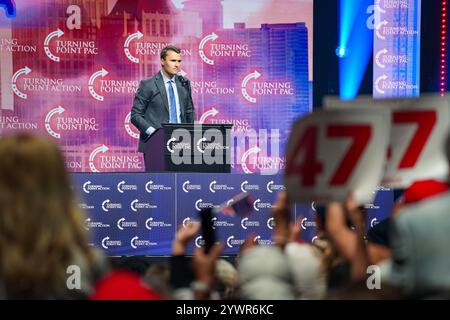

[393,110,436,169]
[327,125,371,185]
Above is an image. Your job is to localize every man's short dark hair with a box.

[160,45,181,60]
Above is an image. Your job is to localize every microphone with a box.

[177,74,189,87]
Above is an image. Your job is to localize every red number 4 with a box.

[286,124,371,187]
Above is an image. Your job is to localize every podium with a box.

[143,123,232,173]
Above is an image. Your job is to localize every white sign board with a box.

[285,108,389,204]
[324,95,450,188]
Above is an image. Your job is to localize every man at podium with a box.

[130,45,196,153]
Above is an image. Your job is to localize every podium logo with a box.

[88,68,108,101]
[130,199,157,212]
[11,66,31,99]
[101,237,121,250]
[117,180,137,193]
[0,0,16,18]
[124,112,139,139]
[145,180,172,193]
[266,181,285,193]
[117,218,137,230]
[241,217,260,230]
[101,199,122,212]
[145,217,172,230]
[82,181,109,194]
[226,235,245,248]
[182,180,201,193]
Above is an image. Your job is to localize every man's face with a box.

[161,50,181,77]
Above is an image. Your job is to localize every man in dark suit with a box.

[131,45,196,153]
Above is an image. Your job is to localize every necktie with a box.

[168,80,178,123]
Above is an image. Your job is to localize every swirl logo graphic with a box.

[124,31,143,63]
[82,181,91,194]
[195,199,203,211]
[88,68,108,101]
[130,236,139,249]
[124,112,139,139]
[253,198,261,212]
[195,236,204,248]
[198,107,218,124]
[117,218,125,230]
[101,199,110,212]
[198,32,218,65]
[45,106,65,139]
[117,181,125,193]
[241,70,261,103]
[88,145,108,172]
[101,236,110,249]
[44,29,64,62]
[267,217,274,230]
[11,66,31,99]
[241,146,260,174]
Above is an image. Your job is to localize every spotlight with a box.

[335,45,348,58]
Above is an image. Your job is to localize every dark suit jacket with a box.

[131,71,196,152]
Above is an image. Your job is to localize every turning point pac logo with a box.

[88,68,108,101]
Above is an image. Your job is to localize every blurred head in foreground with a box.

[0,133,103,299]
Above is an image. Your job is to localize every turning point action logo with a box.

[11,66,31,99]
